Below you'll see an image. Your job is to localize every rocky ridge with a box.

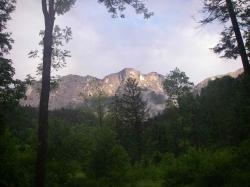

[21,68,167,116]
[194,68,243,94]
[21,68,243,116]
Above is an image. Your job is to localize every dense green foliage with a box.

[1,73,250,186]
[0,0,25,129]
[0,2,26,185]
[163,68,194,106]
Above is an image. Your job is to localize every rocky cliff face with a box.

[21,68,167,116]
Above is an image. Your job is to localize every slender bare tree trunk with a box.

[226,0,250,75]
[35,1,55,187]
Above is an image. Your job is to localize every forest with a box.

[1,0,250,187]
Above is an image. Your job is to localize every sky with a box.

[8,0,242,84]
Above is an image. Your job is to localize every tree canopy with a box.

[98,0,153,18]
[0,0,25,128]
[201,0,249,59]
[163,68,193,106]
[201,0,250,74]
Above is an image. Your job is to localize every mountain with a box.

[21,68,243,116]
[21,68,167,116]
[194,68,243,94]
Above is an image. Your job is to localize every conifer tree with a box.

[112,78,148,161]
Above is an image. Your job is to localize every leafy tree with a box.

[0,60,25,123]
[163,148,235,187]
[0,0,25,130]
[46,120,92,187]
[46,120,130,187]
[146,108,184,155]
[201,0,250,74]
[163,68,193,106]
[98,0,153,18]
[35,1,76,187]
[36,1,152,186]
[80,82,107,127]
[28,25,72,75]
[88,127,130,187]
[0,0,15,56]
[0,1,26,162]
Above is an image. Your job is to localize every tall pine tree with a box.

[112,78,148,161]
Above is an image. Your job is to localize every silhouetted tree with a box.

[35,1,76,187]
[201,0,250,74]
[0,0,25,132]
[112,78,148,161]
[0,0,15,55]
[0,1,26,186]
[116,78,147,126]
[98,0,153,19]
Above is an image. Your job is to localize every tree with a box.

[80,82,107,127]
[0,0,25,132]
[112,78,148,161]
[0,1,26,186]
[95,89,106,127]
[28,25,72,76]
[201,0,250,74]
[115,78,147,126]
[36,1,152,187]
[0,0,15,56]
[98,0,153,19]
[163,68,193,106]
[0,60,25,124]
[35,1,76,187]
[88,127,130,186]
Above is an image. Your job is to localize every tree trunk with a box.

[226,0,250,75]
[97,96,103,127]
[35,1,55,187]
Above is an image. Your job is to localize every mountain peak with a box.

[117,68,140,81]
[120,68,138,73]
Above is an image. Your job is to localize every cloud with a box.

[9,0,242,84]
